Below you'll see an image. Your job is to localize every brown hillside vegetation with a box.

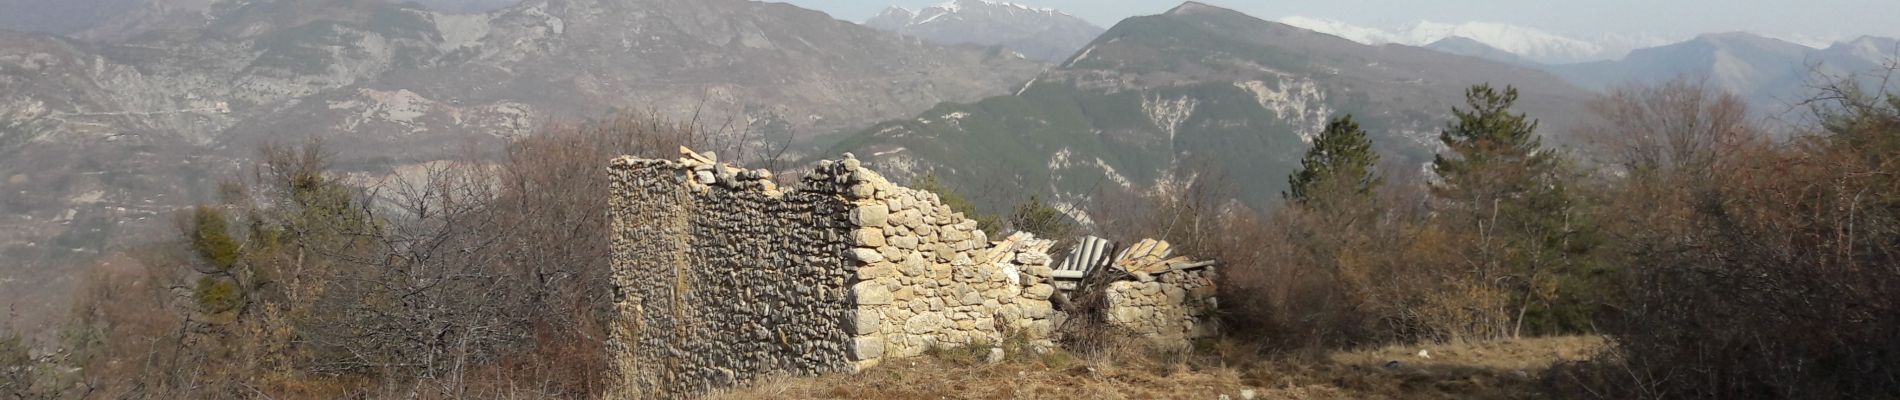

[716,336,1606,400]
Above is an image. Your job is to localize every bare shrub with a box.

[1577,78,1758,177]
[1577,79,1900,399]
[49,114,710,398]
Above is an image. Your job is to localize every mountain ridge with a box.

[1276,16,1636,64]
[863,0,1102,63]
[1547,31,1898,111]
[835,2,1590,213]
[0,0,1044,303]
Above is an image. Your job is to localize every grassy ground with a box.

[715,336,1606,400]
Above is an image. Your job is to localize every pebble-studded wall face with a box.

[608,150,1217,399]
[607,156,861,399]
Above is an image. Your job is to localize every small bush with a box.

[193,276,242,314]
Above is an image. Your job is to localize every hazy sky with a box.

[776,0,1900,44]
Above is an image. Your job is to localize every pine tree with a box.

[1432,84,1554,203]
[1431,84,1598,336]
[1286,115,1381,206]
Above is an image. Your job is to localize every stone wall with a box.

[608,154,860,398]
[841,169,1064,367]
[608,151,1063,398]
[608,149,1214,398]
[1105,268,1220,343]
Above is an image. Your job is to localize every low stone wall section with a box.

[1105,268,1220,343]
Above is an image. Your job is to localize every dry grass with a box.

[713,336,1606,400]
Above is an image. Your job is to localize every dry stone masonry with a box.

[608,148,1219,398]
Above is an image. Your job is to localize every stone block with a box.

[896,209,924,228]
[1112,307,1147,324]
[909,300,930,313]
[899,258,929,276]
[1164,285,1187,304]
[851,204,890,227]
[854,281,892,305]
[851,336,884,360]
[928,263,954,280]
[857,263,894,280]
[880,246,907,262]
[1024,284,1055,300]
[847,309,882,335]
[904,314,950,334]
[850,248,885,263]
[960,290,984,306]
[1020,300,1053,319]
[1015,251,1051,266]
[890,234,920,249]
[853,228,886,247]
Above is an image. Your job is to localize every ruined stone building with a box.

[607,149,1219,398]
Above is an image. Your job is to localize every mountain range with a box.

[1276,16,1663,65]
[1549,33,1900,112]
[1275,16,1898,111]
[834,2,1591,213]
[0,0,1043,312]
[863,0,1103,63]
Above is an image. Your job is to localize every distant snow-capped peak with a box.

[872,0,1069,27]
[864,0,1103,63]
[1277,16,1664,64]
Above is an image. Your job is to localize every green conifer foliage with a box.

[1431,84,1599,335]
[1286,115,1381,207]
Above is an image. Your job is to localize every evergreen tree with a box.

[1432,84,1555,203]
[1431,84,1599,336]
[1286,115,1381,206]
